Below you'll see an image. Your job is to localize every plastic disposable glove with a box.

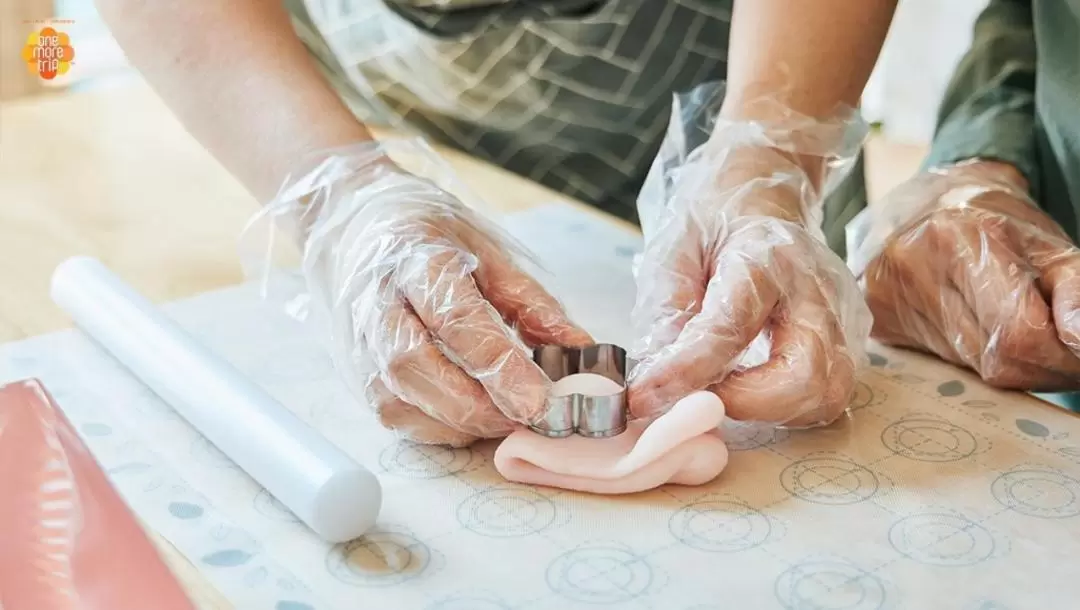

[629,85,872,427]
[847,161,1080,390]
[251,140,592,446]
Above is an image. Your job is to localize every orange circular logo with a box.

[22,27,75,80]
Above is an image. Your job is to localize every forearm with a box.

[924,0,1039,198]
[705,0,895,217]
[721,0,897,120]
[96,0,373,201]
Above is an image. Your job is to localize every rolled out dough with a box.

[494,392,728,494]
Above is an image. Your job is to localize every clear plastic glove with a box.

[629,84,872,427]
[248,140,592,447]
[847,161,1080,390]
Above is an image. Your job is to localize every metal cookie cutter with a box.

[530,344,628,438]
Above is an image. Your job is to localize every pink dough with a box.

[494,391,729,494]
[0,379,196,609]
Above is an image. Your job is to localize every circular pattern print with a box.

[723,422,791,452]
[781,458,880,505]
[881,419,978,462]
[326,532,431,586]
[190,435,240,470]
[991,469,1080,518]
[775,561,886,610]
[457,488,558,537]
[848,382,878,411]
[379,443,474,479]
[888,513,995,566]
[425,595,510,610]
[669,500,772,552]
[546,546,653,604]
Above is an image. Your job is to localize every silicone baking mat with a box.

[2,203,1078,609]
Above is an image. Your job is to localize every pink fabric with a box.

[0,379,195,610]
[494,391,729,494]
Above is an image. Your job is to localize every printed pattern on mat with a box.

[0,337,329,610]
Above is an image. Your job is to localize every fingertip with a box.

[1060,312,1080,356]
[494,359,554,425]
[1051,275,1080,355]
[545,324,595,348]
[372,395,479,447]
[514,307,594,348]
[716,362,830,424]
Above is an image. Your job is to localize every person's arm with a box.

[720,0,898,120]
[923,0,1039,198]
[703,0,897,215]
[95,0,374,201]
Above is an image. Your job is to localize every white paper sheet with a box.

[3,203,1080,610]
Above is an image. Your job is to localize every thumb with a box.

[1028,238,1080,358]
[1045,253,1080,357]
[629,263,780,420]
[630,238,708,359]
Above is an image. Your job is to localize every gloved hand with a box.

[257,141,593,446]
[847,161,1080,390]
[629,86,872,428]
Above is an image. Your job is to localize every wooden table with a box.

[0,83,930,608]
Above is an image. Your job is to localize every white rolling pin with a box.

[50,256,381,543]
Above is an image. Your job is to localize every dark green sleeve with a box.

[924,0,1040,199]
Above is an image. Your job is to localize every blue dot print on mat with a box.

[937,380,965,397]
[868,353,887,367]
[1016,419,1050,438]
[168,502,204,520]
[108,462,153,475]
[202,549,253,567]
[80,423,112,436]
[276,601,314,610]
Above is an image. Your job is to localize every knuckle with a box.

[434,300,488,336]
[977,359,1023,389]
[397,248,472,290]
[455,333,513,375]
[990,317,1041,360]
[422,247,465,269]
[363,376,392,406]
[979,369,1016,389]
[385,342,439,379]
[779,394,831,427]
[385,351,412,380]
[882,238,919,266]
[1060,324,1080,352]
[372,399,404,429]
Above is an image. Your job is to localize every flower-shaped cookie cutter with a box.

[530,344,628,438]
